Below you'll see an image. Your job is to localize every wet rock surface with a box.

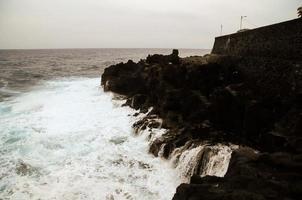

[102,50,302,199]
[173,148,302,200]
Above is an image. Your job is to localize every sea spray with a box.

[199,145,235,177]
[0,78,181,200]
[0,77,239,199]
[133,114,238,182]
[169,143,235,181]
[174,145,205,181]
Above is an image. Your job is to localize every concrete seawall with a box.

[212,18,302,60]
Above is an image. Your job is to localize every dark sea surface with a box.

[0,48,210,101]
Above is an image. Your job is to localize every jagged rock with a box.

[101,60,146,95]
[173,147,302,200]
[149,139,164,156]
[146,49,180,65]
[147,120,161,129]
[102,50,302,200]
[102,51,302,150]
[130,94,147,110]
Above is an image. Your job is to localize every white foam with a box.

[170,142,237,182]
[199,144,235,177]
[0,78,181,200]
[175,145,205,181]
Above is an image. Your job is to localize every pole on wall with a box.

[240,16,247,30]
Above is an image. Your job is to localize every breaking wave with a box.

[0,78,181,200]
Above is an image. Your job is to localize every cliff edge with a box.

[101,19,302,200]
[101,50,302,199]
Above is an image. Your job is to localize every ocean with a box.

[0,49,210,200]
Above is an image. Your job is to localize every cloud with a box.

[0,0,300,49]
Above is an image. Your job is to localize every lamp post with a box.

[240,16,247,30]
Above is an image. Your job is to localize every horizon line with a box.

[0,47,212,51]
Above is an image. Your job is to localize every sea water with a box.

[0,78,181,200]
[0,48,211,199]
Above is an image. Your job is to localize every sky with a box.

[0,0,301,49]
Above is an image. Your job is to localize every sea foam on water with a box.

[0,78,181,200]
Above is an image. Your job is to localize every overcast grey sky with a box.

[0,0,300,49]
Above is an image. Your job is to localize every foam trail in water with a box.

[0,78,181,200]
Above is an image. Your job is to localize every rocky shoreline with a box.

[101,50,302,199]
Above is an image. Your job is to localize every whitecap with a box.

[0,78,181,200]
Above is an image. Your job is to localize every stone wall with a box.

[212,18,302,60]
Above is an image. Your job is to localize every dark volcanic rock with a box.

[173,148,302,200]
[102,50,302,200]
[101,60,146,95]
[102,52,302,151]
[146,49,180,65]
